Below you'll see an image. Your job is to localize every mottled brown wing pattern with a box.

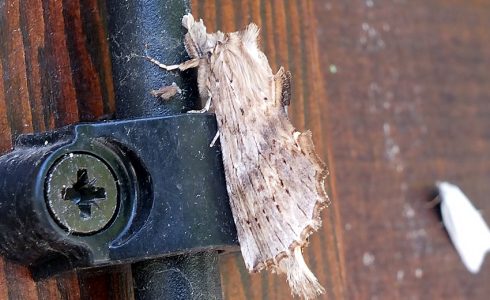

[148,14,329,299]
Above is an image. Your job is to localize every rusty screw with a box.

[45,153,119,234]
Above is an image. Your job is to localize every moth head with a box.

[182,13,223,59]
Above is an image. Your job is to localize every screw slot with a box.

[45,153,119,234]
[62,169,107,219]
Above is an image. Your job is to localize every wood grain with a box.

[0,0,118,299]
[1,0,490,299]
[316,0,490,299]
[0,56,12,154]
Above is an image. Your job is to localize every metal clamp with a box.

[0,113,238,279]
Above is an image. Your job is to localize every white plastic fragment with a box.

[437,181,490,273]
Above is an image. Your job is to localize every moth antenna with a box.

[280,246,325,299]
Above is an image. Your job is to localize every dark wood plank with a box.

[78,266,133,300]
[20,0,47,132]
[316,0,490,299]
[0,259,8,300]
[41,0,79,127]
[0,57,12,154]
[2,263,38,300]
[1,0,34,137]
[0,0,119,299]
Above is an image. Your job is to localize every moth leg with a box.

[293,131,315,153]
[293,131,302,145]
[209,130,220,147]
[188,91,212,113]
[426,194,441,209]
[145,55,199,71]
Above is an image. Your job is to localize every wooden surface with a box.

[316,1,490,299]
[1,0,490,299]
[0,0,121,299]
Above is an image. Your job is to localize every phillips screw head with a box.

[45,153,119,234]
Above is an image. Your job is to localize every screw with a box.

[45,153,119,234]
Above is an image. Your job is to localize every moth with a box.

[436,182,490,273]
[146,14,329,299]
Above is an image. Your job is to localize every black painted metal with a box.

[132,252,223,300]
[104,1,228,299]
[0,115,238,280]
[106,0,199,118]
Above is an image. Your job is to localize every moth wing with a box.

[191,16,328,298]
[438,181,490,273]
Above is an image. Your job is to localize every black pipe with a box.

[132,252,223,300]
[106,0,199,118]
[105,1,223,299]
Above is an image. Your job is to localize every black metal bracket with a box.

[0,113,238,280]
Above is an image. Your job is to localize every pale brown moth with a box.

[146,14,329,299]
